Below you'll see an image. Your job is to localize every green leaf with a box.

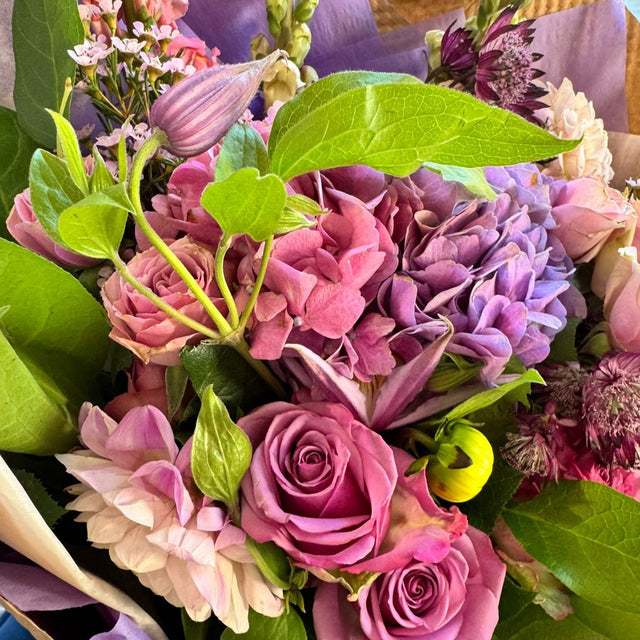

[221,608,307,640]
[201,168,287,242]
[12,0,83,148]
[165,365,189,420]
[443,369,544,423]
[58,184,131,259]
[89,149,115,192]
[0,238,110,453]
[547,316,580,363]
[273,207,317,235]
[498,577,536,623]
[502,480,640,614]
[180,343,275,415]
[12,469,66,528]
[462,455,523,532]
[215,124,270,182]
[246,537,294,590]
[423,162,497,200]
[46,109,89,194]
[0,108,39,236]
[269,77,579,181]
[493,602,609,640]
[268,71,421,153]
[0,329,76,454]
[29,149,84,245]
[571,595,640,639]
[191,386,252,509]
[285,194,326,217]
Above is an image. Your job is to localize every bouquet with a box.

[1,1,639,638]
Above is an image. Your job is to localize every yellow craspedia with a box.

[426,422,494,503]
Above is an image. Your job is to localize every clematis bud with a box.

[426,422,494,502]
[149,50,285,157]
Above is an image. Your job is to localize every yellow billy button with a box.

[426,422,494,503]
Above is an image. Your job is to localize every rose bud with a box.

[149,50,285,157]
[426,422,494,502]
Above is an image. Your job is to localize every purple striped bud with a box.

[150,50,285,157]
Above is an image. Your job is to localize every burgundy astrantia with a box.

[474,6,547,121]
[583,352,640,469]
[436,23,478,90]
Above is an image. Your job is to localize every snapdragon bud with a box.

[294,0,319,23]
[262,57,303,108]
[250,33,272,60]
[426,422,494,502]
[149,50,285,157]
[267,0,288,35]
[300,64,318,85]
[286,23,311,67]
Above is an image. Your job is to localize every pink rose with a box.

[104,360,169,421]
[101,237,226,365]
[239,402,397,570]
[6,189,100,270]
[313,526,505,640]
[134,0,188,25]
[603,247,640,351]
[551,178,635,263]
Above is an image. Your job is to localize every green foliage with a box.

[12,469,66,528]
[181,343,275,415]
[547,316,580,363]
[57,185,132,259]
[201,168,287,242]
[165,365,189,420]
[503,480,640,614]
[46,108,89,194]
[29,149,84,245]
[191,386,252,510]
[269,75,579,181]
[0,239,109,454]
[12,0,83,148]
[221,609,307,640]
[246,538,294,590]
[215,124,270,181]
[181,610,211,640]
[423,162,497,200]
[0,108,38,236]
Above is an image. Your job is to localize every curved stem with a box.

[112,255,220,340]
[238,235,274,330]
[215,234,239,328]
[128,134,234,336]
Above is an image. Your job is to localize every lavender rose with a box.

[313,526,506,640]
[239,402,397,569]
[101,237,227,365]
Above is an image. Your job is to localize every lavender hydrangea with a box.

[378,165,584,382]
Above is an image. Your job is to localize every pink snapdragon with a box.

[57,404,283,629]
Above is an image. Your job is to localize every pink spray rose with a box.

[313,526,505,640]
[550,178,636,263]
[165,35,217,72]
[7,189,100,270]
[57,404,283,629]
[101,237,227,366]
[134,0,188,26]
[239,402,398,570]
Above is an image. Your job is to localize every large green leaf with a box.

[12,0,83,148]
[503,480,640,614]
[269,77,579,181]
[0,239,110,453]
[215,124,270,182]
[0,108,38,236]
[201,168,287,242]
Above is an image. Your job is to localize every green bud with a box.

[250,33,272,60]
[267,0,288,35]
[286,23,312,67]
[293,0,319,23]
[424,30,444,72]
[300,64,319,85]
[426,422,493,502]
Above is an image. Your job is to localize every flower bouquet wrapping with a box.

[1,1,640,638]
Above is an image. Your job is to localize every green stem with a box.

[238,235,274,330]
[121,0,137,33]
[401,428,439,453]
[112,255,220,340]
[224,331,287,399]
[215,234,239,328]
[128,134,234,336]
